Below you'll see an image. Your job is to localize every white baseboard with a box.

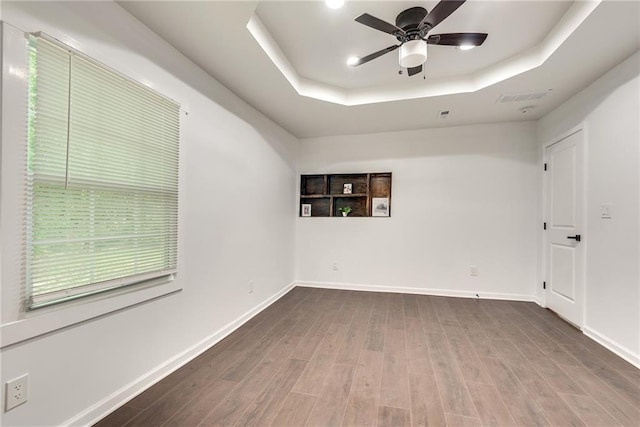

[67,281,295,427]
[295,281,537,302]
[583,326,640,369]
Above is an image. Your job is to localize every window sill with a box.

[0,277,181,349]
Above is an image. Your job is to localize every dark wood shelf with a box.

[331,194,367,198]
[300,174,326,196]
[299,196,330,217]
[299,173,392,217]
[300,194,327,199]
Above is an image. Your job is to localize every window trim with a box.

[1,276,182,348]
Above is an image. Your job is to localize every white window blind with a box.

[26,34,180,309]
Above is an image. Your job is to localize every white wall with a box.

[0,1,636,425]
[296,122,539,301]
[0,2,298,426]
[537,51,640,365]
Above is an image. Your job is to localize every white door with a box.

[545,130,584,328]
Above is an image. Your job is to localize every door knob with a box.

[567,235,581,242]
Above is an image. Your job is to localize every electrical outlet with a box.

[332,262,338,271]
[5,374,28,411]
[249,280,254,294]
[470,265,478,276]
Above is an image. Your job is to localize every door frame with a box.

[541,123,588,329]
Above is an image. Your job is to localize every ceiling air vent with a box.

[497,89,551,103]
[438,110,450,120]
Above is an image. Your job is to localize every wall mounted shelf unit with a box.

[299,172,392,217]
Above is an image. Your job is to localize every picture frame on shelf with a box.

[343,183,352,194]
[372,197,389,217]
[301,204,312,217]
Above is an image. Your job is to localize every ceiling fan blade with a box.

[426,33,488,46]
[355,13,406,36]
[407,65,422,76]
[351,44,401,66]
[419,0,466,31]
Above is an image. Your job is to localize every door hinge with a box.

[543,222,547,230]
[543,281,546,290]
[544,163,548,171]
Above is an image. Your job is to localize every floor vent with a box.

[497,89,551,103]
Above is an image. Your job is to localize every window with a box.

[26,34,179,309]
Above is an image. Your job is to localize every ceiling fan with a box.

[351,0,488,76]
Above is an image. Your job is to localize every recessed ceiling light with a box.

[325,0,345,9]
[346,56,359,66]
[458,44,475,51]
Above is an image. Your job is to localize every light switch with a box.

[601,204,612,219]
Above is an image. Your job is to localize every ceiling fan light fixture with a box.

[346,56,359,66]
[458,44,475,51]
[399,40,427,68]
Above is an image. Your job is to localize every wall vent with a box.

[497,89,551,103]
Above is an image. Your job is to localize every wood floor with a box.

[95,287,640,427]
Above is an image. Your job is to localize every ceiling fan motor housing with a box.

[396,7,429,39]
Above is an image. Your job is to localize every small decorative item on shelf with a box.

[372,197,389,217]
[343,183,352,194]
[301,204,312,217]
[339,206,353,217]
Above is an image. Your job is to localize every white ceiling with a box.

[256,1,572,88]
[119,1,640,138]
